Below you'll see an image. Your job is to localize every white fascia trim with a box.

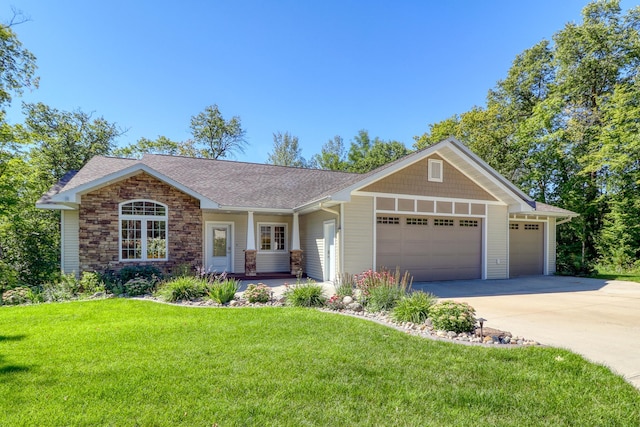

[35,203,77,210]
[293,196,332,213]
[353,191,506,206]
[444,138,533,201]
[219,206,293,214]
[50,164,220,209]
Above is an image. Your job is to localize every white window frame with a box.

[119,199,168,262]
[257,222,288,253]
[428,159,443,182]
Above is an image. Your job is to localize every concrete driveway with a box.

[413,276,640,389]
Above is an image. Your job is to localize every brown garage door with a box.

[509,221,544,277]
[376,216,482,281]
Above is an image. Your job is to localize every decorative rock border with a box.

[136,294,541,347]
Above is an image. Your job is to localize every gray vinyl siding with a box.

[486,204,508,279]
[201,212,292,273]
[61,210,80,275]
[547,217,556,274]
[300,210,337,280]
[255,215,292,272]
[343,195,374,275]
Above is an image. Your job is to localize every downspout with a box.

[319,202,341,278]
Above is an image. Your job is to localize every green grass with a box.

[591,270,640,283]
[1,300,638,426]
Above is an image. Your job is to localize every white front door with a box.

[206,222,233,273]
[323,221,336,282]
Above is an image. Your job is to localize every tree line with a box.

[1,0,639,290]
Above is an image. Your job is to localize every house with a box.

[37,137,577,282]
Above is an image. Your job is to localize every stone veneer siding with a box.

[79,172,202,274]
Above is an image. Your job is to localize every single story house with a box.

[37,137,577,282]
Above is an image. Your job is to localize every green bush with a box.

[79,272,105,294]
[119,265,162,284]
[366,284,406,312]
[428,300,476,333]
[155,276,207,302]
[123,277,156,296]
[284,279,326,307]
[1,286,30,305]
[207,278,240,304]
[40,273,80,302]
[391,291,436,323]
[243,283,271,303]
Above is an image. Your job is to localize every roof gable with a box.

[360,154,497,202]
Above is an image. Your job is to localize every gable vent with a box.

[428,159,443,182]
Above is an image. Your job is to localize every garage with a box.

[376,215,482,281]
[509,221,544,277]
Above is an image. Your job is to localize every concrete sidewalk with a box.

[413,276,640,390]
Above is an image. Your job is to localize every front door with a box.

[206,222,232,273]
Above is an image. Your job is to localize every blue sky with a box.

[5,1,633,163]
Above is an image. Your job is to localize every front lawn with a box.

[1,299,638,426]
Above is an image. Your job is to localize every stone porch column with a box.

[244,211,257,276]
[290,212,303,276]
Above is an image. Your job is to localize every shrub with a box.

[284,279,326,307]
[2,286,30,305]
[79,272,105,294]
[428,300,476,333]
[41,273,80,302]
[366,284,405,312]
[207,278,240,304]
[123,277,156,296]
[155,276,206,302]
[119,265,162,284]
[243,283,271,303]
[391,291,437,323]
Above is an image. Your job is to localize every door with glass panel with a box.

[206,223,232,273]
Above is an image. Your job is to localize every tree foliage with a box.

[415,0,640,272]
[346,130,409,173]
[189,104,247,159]
[112,136,194,159]
[310,135,348,171]
[267,131,306,167]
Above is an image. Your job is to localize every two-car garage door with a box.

[376,215,482,281]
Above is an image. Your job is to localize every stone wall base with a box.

[290,250,303,276]
[244,250,257,276]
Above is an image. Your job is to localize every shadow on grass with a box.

[0,334,27,342]
[0,334,30,378]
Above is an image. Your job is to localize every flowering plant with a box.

[325,294,345,310]
[428,300,476,333]
[244,283,271,303]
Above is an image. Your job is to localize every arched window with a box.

[119,200,168,261]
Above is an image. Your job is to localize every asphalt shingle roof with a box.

[38,147,578,217]
[39,154,364,209]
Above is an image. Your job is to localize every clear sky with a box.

[5,1,634,163]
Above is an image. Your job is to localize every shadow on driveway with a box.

[412,275,612,298]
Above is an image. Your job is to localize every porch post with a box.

[290,212,303,276]
[244,211,257,276]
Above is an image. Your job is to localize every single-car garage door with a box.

[509,221,544,277]
[376,215,482,281]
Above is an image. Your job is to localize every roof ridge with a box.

[141,153,361,176]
